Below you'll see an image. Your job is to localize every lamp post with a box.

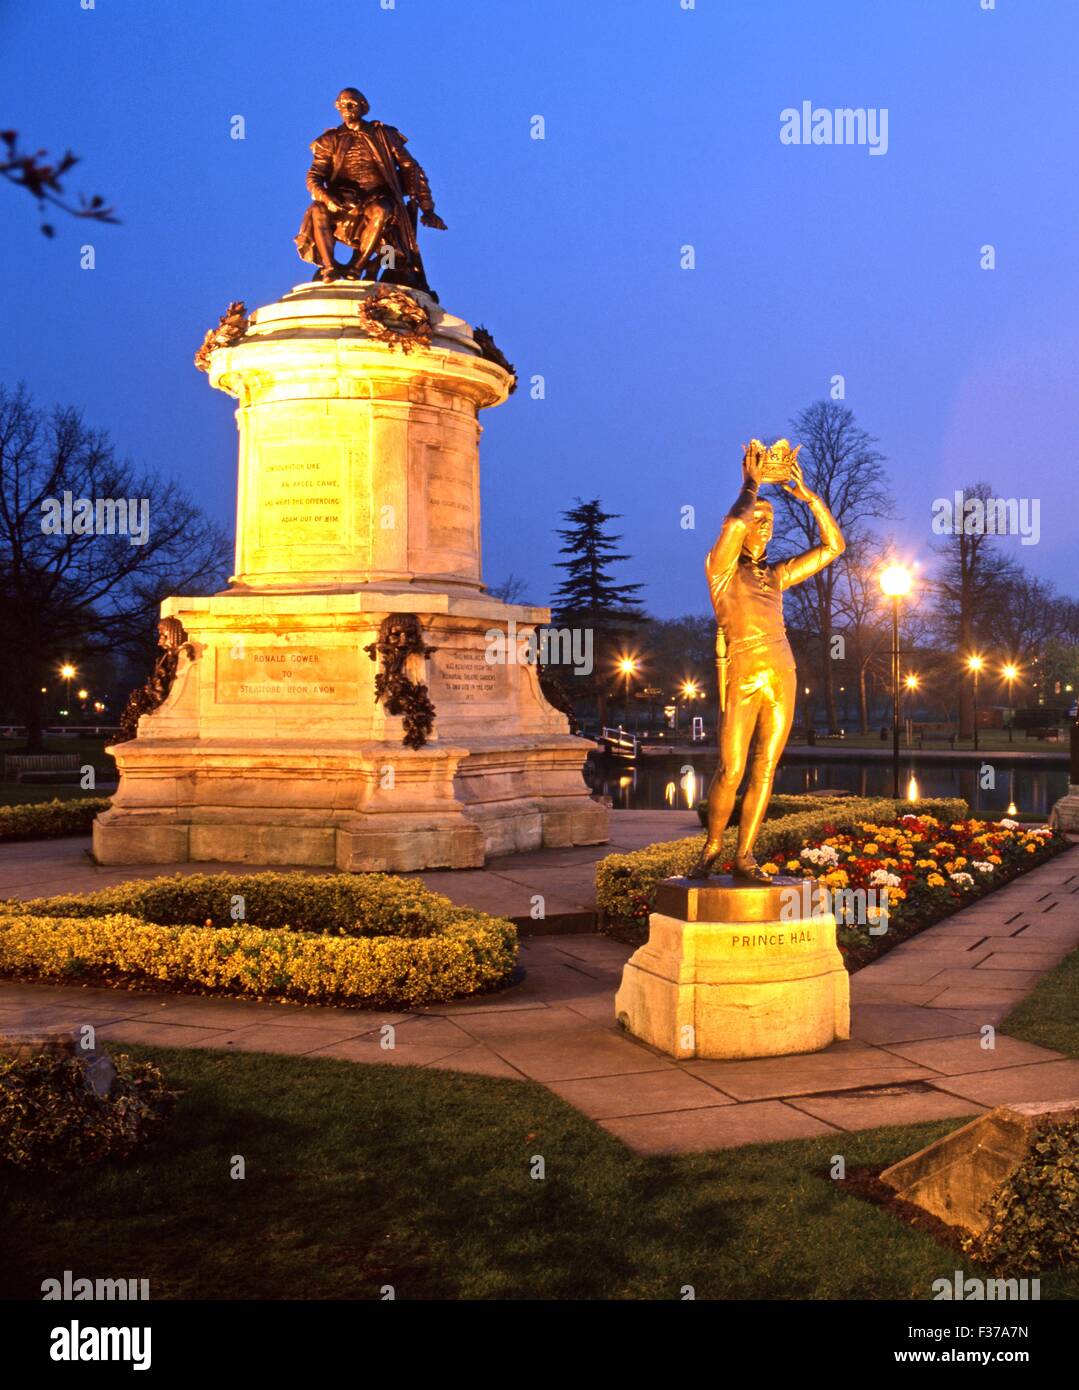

[967,655,984,752]
[903,672,919,746]
[1002,662,1019,744]
[880,566,912,800]
[59,663,77,727]
[617,656,638,731]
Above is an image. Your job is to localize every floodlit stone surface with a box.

[95,283,607,869]
[614,877,851,1059]
[880,1097,1079,1234]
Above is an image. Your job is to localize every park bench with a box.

[4,753,80,783]
[914,723,957,750]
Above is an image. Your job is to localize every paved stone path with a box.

[0,810,700,931]
[1,841,1077,1153]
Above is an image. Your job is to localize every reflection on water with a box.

[586,754,1067,818]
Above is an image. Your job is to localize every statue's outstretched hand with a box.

[421,210,447,230]
[741,441,766,489]
[782,459,815,503]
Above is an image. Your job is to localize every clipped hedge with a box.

[16,870,483,939]
[0,872,518,1008]
[963,1117,1079,1274]
[0,1050,175,1172]
[694,791,856,828]
[0,797,111,842]
[596,797,969,928]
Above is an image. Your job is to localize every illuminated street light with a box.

[617,654,639,729]
[967,656,984,756]
[879,566,913,798]
[1002,663,1020,743]
[879,565,912,598]
[58,663,77,726]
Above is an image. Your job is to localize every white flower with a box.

[949,871,974,887]
[801,845,838,866]
[869,869,901,888]
[971,860,995,874]
[997,818,1019,830]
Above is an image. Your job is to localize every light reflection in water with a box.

[585,755,1064,817]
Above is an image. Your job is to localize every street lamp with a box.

[617,655,638,730]
[966,655,984,752]
[880,565,912,800]
[59,663,77,727]
[1002,662,1019,743]
[903,672,919,746]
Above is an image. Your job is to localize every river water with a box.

[585,753,1068,818]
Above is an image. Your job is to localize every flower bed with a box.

[782,814,1068,968]
[0,872,518,1007]
[596,796,969,932]
[0,797,111,842]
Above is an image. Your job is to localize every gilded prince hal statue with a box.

[295,87,446,290]
[689,440,845,883]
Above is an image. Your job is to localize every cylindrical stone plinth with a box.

[615,877,851,1059]
[206,281,513,593]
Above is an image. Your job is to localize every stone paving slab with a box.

[680,1041,937,1102]
[787,1088,985,1130]
[599,1100,839,1154]
[930,1060,1079,1106]
[0,838,1075,1154]
[877,1034,1062,1075]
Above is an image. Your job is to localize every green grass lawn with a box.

[3,1043,1077,1301]
[1003,945,1079,1058]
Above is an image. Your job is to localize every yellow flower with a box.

[926,873,946,887]
[785,860,800,872]
[864,843,879,855]
[762,862,780,876]
[988,854,1002,864]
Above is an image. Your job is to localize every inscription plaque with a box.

[216,646,361,703]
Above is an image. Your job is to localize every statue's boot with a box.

[731,854,773,885]
[687,844,721,880]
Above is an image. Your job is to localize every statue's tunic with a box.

[707,540,836,707]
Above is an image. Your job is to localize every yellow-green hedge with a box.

[596,797,970,927]
[0,797,111,842]
[0,872,518,1007]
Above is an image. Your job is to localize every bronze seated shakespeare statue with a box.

[295,87,446,291]
[689,440,845,883]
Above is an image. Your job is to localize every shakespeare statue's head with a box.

[336,88,370,127]
[743,497,774,561]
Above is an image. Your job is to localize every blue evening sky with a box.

[1,0,1075,616]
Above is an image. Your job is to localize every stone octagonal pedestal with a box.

[94,282,608,871]
[615,877,851,1059]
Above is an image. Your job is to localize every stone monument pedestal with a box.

[614,876,850,1059]
[94,281,608,871]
